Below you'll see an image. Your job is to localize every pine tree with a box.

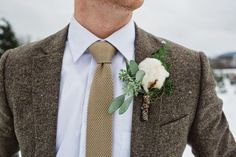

[0,18,19,57]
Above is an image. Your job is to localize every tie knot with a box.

[88,41,117,64]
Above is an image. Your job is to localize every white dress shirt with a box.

[56,16,135,157]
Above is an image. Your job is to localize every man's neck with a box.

[74,1,132,39]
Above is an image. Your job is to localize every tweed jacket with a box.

[0,25,236,157]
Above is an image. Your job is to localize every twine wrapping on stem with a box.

[141,95,151,121]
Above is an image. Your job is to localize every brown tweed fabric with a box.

[0,24,236,157]
[86,41,116,157]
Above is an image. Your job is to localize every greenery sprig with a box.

[108,41,174,115]
[108,60,145,114]
[149,42,174,99]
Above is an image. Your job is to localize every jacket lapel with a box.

[130,25,163,156]
[32,26,69,156]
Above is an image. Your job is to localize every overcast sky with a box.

[0,0,236,57]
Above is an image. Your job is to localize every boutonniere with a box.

[108,40,174,121]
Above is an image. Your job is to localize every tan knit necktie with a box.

[86,41,116,157]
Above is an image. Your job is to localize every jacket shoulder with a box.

[137,27,201,62]
[167,39,200,62]
[3,25,68,61]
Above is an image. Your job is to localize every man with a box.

[0,0,236,156]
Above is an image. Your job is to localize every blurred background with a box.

[0,0,235,156]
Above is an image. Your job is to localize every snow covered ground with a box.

[183,79,236,156]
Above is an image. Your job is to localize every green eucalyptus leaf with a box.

[119,96,133,115]
[129,60,139,76]
[125,60,131,75]
[135,70,145,82]
[108,94,125,114]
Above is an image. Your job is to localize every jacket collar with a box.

[39,23,163,62]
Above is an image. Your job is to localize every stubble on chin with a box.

[94,0,139,11]
[114,0,144,11]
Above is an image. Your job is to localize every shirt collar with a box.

[68,16,135,63]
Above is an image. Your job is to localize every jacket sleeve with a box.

[0,51,19,157]
[188,52,236,156]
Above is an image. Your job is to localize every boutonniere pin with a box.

[108,40,174,121]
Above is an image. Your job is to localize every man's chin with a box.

[112,0,144,11]
[123,0,144,11]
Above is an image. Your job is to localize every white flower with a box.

[138,58,170,92]
[161,40,167,45]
